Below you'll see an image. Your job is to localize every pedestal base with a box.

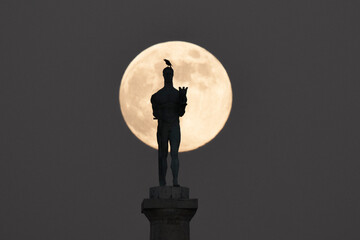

[141,187,198,240]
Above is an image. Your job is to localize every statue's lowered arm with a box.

[151,95,160,120]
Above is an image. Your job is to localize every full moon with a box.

[119,41,232,152]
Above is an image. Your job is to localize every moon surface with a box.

[119,41,232,152]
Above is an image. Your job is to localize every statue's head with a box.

[163,67,173,84]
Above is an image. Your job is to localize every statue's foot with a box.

[173,184,180,187]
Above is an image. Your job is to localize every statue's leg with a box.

[169,124,180,186]
[157,124,169,186]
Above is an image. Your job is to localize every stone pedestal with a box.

[141,187,198,240]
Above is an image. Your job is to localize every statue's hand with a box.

[179,87,188,104]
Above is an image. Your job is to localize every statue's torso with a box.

[151,87,180,124]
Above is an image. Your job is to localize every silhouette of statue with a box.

[151,59,188,187]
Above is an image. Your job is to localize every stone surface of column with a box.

[142,186,198,240]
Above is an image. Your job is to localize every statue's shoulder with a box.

[152,88,162,96]
[151,91,158,103]
[151,88,164,103]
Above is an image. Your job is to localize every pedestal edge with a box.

[141,199,198,212]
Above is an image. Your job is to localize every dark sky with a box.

[1,1,360,239]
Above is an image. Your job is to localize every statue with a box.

[151,59,188,187]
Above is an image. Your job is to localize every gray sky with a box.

[1,1,360,239]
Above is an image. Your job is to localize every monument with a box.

[142,60,198,240]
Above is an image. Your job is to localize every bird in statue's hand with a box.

[179,87,188,104]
